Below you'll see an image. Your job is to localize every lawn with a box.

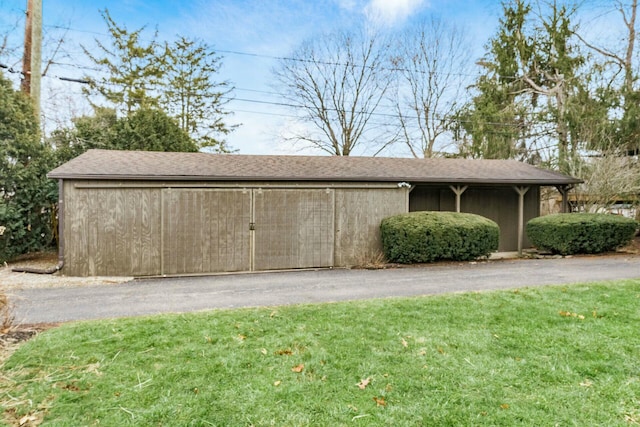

[1,279,639,426]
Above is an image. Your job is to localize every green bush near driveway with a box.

[526,213,638,255]
[381,211,499,263]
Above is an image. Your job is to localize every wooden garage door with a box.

[162,189,251,275]
[253,189,335,270]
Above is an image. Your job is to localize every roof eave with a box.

[46,173,583,186]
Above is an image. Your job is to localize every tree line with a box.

[1,1,639,262]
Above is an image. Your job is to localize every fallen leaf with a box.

[373,396,386,407]
[401,338,408,348]
[500,403,510,410]
[437,347,445,354]
[19,414,38,426]
[237,334,246,341]
[276,349,293,356]
[580,379,593,387]
[357,378,371,390]
[274,380,282,386]
[559,310,586,319]
[292,364,304,373]
[261,348,267,355]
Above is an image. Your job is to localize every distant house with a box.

[48,149,581,276]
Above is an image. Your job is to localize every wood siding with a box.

[334,188,408,266]
[62,179,544,275]
[63,181,162,276]
[162,189,251,275]
[62,180,409,276]
[409,185,540,251]
[254,189,335,270]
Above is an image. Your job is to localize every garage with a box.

[49,149,580,276]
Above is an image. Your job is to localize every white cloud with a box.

[365,0,428,26]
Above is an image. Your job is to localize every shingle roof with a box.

[47,149,581,185]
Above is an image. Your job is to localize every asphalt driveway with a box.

[10,254,640,324]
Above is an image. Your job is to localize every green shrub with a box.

[526,213,638,255]
[0,72,58,264]
[380,211,499,263]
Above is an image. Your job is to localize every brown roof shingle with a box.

[48,149,581,185]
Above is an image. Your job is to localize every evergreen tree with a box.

[50,107,197,159]
[460,0,586,170]
[162,37,236,152]
[459,0,532,160]
[82,9,164,114]
[112,108,198,152]
[82,13,236,152]
[0,72,57,262]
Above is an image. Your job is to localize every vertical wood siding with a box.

[334,188,408,266]
[63,182,162,276]
[253,189,335,270]
[410,185,541,251]
[63,182,409,276]
[162,189,251,275]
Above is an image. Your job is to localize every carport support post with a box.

[449,185,468,213]
[514,186,530,256]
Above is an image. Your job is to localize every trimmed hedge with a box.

[381,211,499,263]
[526,213,638,255]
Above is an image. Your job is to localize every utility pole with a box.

[20,0,42,121]
[20,0,32,94]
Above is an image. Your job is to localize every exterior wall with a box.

[63,180,162,276]
[61,180,409,276]
[334,188,408,266]
[409,185,540,251]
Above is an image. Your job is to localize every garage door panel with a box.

[162,189,251,275]
[254,189,334,270]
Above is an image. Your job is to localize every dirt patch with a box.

[0,323,58,348]
[1,251,132,291]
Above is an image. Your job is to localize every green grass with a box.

[2,280,640,426]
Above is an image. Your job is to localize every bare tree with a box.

[569,149,640,214]
[575,0,636,96]
[391,18,472,158]
[574,0,640,154]
[273,29,394,156]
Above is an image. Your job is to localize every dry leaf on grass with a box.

[357,378,370,389]
[291,364,304,373]
[559,311,585,319]
[373,396,386,407]
[580,379,593,387]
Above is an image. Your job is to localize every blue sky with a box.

[0,0,598,155]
